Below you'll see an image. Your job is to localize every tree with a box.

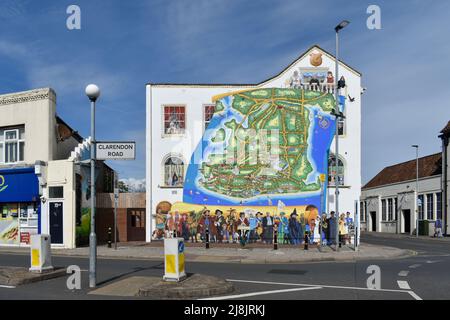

[118,181,129,193]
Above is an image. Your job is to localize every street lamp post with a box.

[86,84,100,288]
[412,145,419,238]
[333,20,350,251]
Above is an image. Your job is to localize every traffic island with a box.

[138,274,234,299]
[0,266,66,286]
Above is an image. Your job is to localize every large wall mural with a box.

[183,88,336,209]
[155,87,342,243]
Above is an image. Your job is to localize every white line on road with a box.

[199,286,322,300]
[398,270,409,277]
[409,264,421,269]
[0,285,16,289]
[426,260,440,264]
[407,291,423,300]
[397,280,411,290]
[226,279,415,294]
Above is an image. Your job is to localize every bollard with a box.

[29,234,53,273]
[163,238,186,282]
[107,227,112,248]
[339,232,342,248]
[304,233,309,250]
[205,228,210,249]
[273,228,278,250]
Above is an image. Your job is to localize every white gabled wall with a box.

[146,46,362,239]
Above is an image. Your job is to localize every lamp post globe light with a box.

[333,20,349,251]
[85,84,100,288]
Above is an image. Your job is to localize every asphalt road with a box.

[1,233,449,300]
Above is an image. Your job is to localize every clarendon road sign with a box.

[96,141,136,160]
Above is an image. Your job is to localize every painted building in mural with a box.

[145,45,362,241]
[0,88,114,248]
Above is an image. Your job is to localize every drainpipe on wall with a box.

[441,135,448,236]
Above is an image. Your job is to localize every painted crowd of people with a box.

[153,207,355,247]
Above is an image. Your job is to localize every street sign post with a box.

[96,141,136,160]
[114,173,119,250]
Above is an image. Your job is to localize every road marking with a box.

[0,285,16,289]
[409,264,421,269]
[225,279,423,300]
[407,291,423,300]
[398,270,409,277]
[226,279,414,294]
[199,286,322,300]
[397,280,411,290]
[426,260,440,264]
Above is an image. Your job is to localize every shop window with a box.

[49,186,64,199]
[204,104,215,130]
[163,106,185,135]
[328,154,345,186]
[436,192,442,220]
[426,193,434,220]
[418,194,424,220]
[164,156,184,187]
[0,126,25,164]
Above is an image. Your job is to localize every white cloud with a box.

[120,178,146,192]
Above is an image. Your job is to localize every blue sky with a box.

[0,0,449,184]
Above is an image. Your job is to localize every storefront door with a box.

[49,202,63,244]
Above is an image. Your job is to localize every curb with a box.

[0,248,416,265]
[1,267,66,286]
[137,274,234,299]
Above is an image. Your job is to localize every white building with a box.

[145,45,363,241]
[361,121,449,235]
[0,88,114,248]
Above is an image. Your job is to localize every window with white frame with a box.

[388,198,393,221]
[381,199,387,221]
[426,193,434,220]
[394,198,398,221]
[164,156,184,187]
[418,194,424,220]
[204,104,215,130]
[436,192,442,220]
[0,126,25,164]
[163,106,185,135]
[328,154,344,186]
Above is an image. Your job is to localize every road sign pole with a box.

[114,172,118,250]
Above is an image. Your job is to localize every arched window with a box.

[164,156,184,187]
[328,154,344,186]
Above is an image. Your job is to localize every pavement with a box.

[0,241,413,265]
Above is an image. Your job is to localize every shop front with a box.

[0,167,40,246]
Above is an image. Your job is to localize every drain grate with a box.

[268,269,307,275]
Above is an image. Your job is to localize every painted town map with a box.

[183,88,337,208]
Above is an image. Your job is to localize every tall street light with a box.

[86,84,100,288]
[332,20,349,251]
[412,145,419,238]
